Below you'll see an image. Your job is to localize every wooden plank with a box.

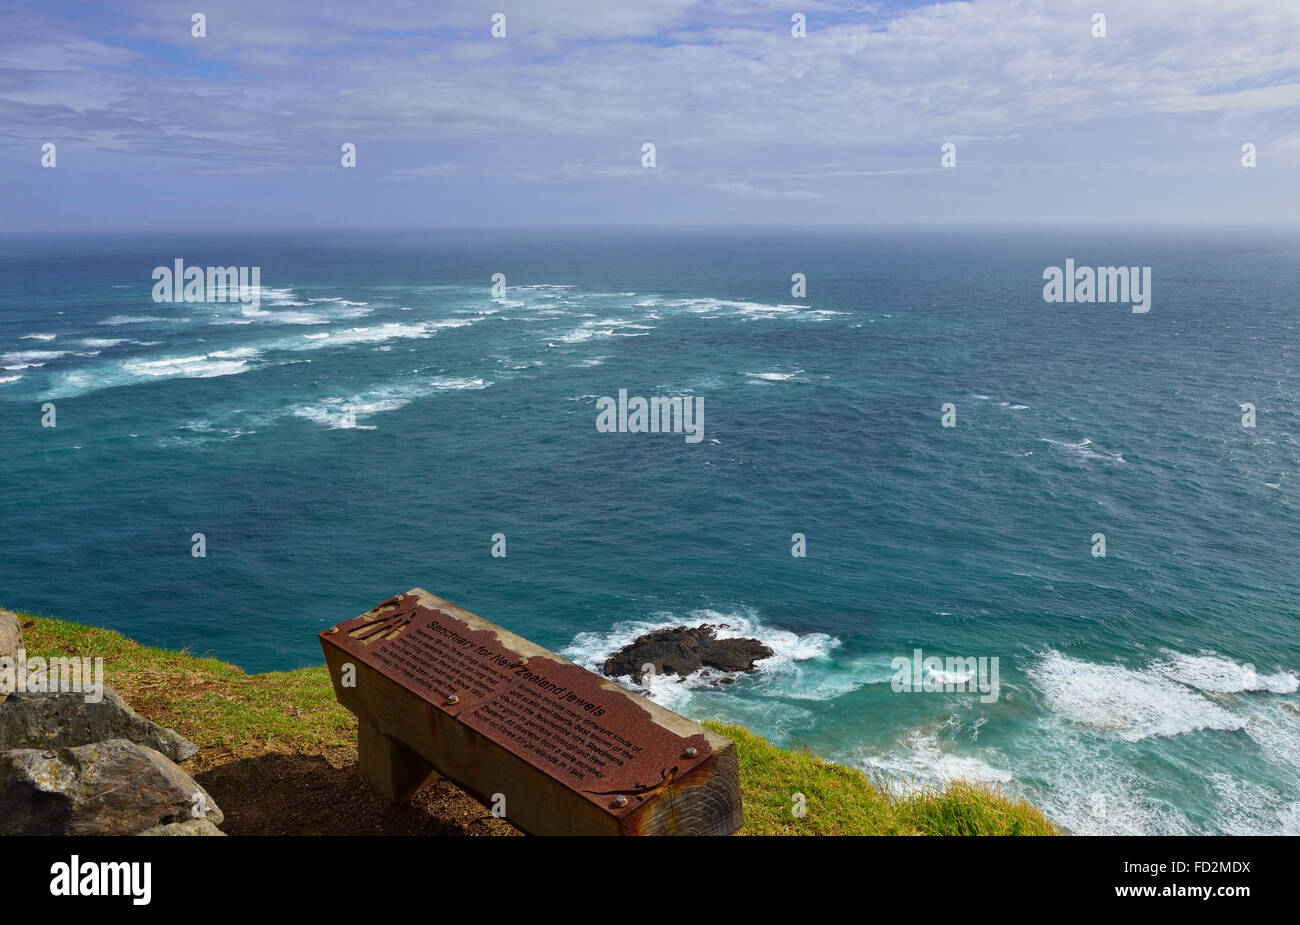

[319,589,743,836]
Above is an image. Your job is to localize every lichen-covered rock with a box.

[0,686,198,762]
[0,738,222,836]
[139,819,225,836]
[0,610,21,662]
[603,625,774,684]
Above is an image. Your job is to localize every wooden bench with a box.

[319,589,743,836]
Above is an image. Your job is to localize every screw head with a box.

[446,694,460,705]
[683,746,698,759]
[516,656,528,666]
[612,795,628,808]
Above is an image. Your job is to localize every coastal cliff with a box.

[3,609,1057,836]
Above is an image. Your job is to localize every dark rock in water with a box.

[604,625,773,684]
[0,738,222,836]
[0,687,198,763]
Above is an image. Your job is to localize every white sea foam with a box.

[285,320,451,349]
[121,347,261,381]
[1208,772,1300,835]
[855,727,1013,794]
[1021,724,1195,835]
[291,397,401,430]
[657,297,846,322]
[1239,702,1300,770]
[745,370,804,383]
[925,666,975,685]
[20,333,56,341]
[1039,437,1124,463]
[1027,650,1245,741]
[428,376,490,390]
[557,328,596,343]
[202,298,373,326]
[1149,651,1298,694]
[1,350,68,367]
[253,286,308,307]
[287,377,493,429]
[0,375,21,385]
[99,315,167,325]
[562,608,877,711]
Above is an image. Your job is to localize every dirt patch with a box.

[195,745,521,836]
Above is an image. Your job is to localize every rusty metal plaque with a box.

[321,593,712,820]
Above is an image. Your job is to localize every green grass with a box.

[709,722,1057,835]
[9,610,1058,835]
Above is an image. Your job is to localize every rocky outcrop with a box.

[140,818,226,836]
[0,629,220,835]
[0,687,198,762]
[603,625,774,684]
[0,738,222,836]
[0,610,21,662]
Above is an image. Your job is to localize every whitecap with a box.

[1027,650,1245,741]
[1149,651,1298,694]
[99,315,167,325]
[121,347,260,381]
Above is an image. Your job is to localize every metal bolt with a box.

[446,694,459,705]
[516,656,528,666]
[325,627,338,635]
[612,795,628,808]
[683,746,698,759]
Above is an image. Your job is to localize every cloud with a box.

[3,0,1299,226]
[709,180,823,198]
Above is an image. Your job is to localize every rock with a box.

[603,625,774,684]
[0,738,222,836]
[0,686,198,763]
[0,610,21,661]
[139,819,225,836]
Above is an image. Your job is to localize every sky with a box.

[2,0,1299,232]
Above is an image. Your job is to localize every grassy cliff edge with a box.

[9,611,1057,836]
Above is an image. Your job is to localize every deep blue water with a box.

[1,227,1297,834]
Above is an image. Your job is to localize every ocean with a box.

[1,227,1297,835]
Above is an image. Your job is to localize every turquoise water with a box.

[1,227,1297,834]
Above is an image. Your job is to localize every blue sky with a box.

[2,0,1299,231]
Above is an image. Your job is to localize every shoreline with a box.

[3,608,1057,836]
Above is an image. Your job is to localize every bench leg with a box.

[357,717,437,803]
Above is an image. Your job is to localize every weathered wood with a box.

[320,588,743,836]
[356,716,437,803]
